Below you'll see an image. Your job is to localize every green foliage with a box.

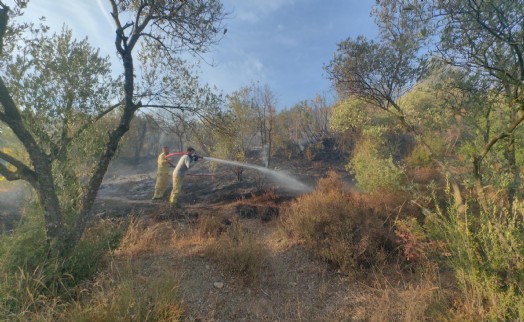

[211,88,257,161]
[272,110,302,159]
[0,211,69,320]
[348,128,405,193]
[62,220,124,283]
[329,98,373,132]
[0,203,49,274]
[0,205,124,319]
[349,150,404,194]
[425,195,524,320]
[404,144,432,168]
[404,135,447,169]
[400,80,454,133]
[0,262,70,321]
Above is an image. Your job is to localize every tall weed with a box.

[65,261,183,322]
[425,197,524,320]
[0,206,124,320]
[116,217,176,257]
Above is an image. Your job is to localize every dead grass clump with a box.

[204,222,269,281]
[250,188,277,203]
[64,261,183,321]
[116,217,175,257]
[281,171,394,273]
[196,215,224,238]
[365,278,442,321]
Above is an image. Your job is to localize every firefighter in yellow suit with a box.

[152,146,174,200]
[169,147,199,207]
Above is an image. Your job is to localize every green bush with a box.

[404,143,432,168]
[349,138,405,194]
[425,197,524,320]
[62,219,124,283]
[0,205,50,274]
[0,205,124,319]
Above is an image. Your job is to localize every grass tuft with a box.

[204,221,269,281]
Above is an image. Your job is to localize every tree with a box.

[211,87,259,181]
[249,83,276,167]
[325,0,426,128]
[0,0,226,252]
[163,110,195,152]
[434,0,524,208]
[325,0,469,206]
[0,20,119,247]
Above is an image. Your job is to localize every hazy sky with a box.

[16,0,378,109]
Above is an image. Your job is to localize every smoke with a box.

[261,144,269,168]
[0,182,28,232]
[0,182,27,210]
[205,157,313,193]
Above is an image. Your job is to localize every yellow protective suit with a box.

[169,175,184,206]
[152,152,171,199]
[169,154,194,206]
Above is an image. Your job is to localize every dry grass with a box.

[281,171,395,273]
[366,279,442,321]
[249,188,278,203]
[196,214,224,238]
[63,260,184,322]
[0,264,69,321]
[116,217,177,257]
[203,221,270,282]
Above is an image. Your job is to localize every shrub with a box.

[348,137,405,194]
[62,219,124,283]
[282,171,394,273]
[0,206,124,319]
[404,143,432,168]
[425,198,524,321]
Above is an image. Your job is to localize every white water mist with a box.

[204,157,313,193]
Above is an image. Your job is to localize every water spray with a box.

[204,156,312,193]
[163,153,311,192]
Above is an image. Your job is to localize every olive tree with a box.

[0,0,226,252]
[434,0,524,208]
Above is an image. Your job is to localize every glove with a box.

[193,155,199,162]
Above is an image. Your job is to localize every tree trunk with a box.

[0,77,65,245]
[29,155,65,249]
[473,156,489,212]
[67,50,138,249]
[506,132,519,212]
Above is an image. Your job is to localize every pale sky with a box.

[14,0,378,109]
